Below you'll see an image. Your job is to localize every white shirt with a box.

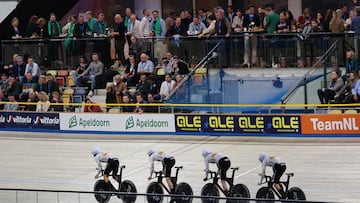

[36,101,50,112]
[140,16,151,37]
[128,19,141,38]
[261,155,285,174]
[149,150,173,176]
[94,152,116,176]
[160,80,176,96]
[25,63,40,77]
[204,153,225,177]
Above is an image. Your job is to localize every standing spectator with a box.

[78,53,104,96]
[329,9,345,33]
[166,17,187,37]
[4,54,18,78]
[345,10,356,29]
[323,9,333,32]
[276,11,291,33]
[50,91,63,112]
[9,17,22,39]
[316,12,325,30]
[24,56,41,82]
[26,15,39,38]
[258,7,266,28]
[285,10,297,29]
[95,13,107,35]
[36,91,50,112]
[198,8,209,27]
[137,53,154,75]
[151,10,166,38]
[37,17,48,38]
[317,70,344,104]
[159,73,175,100]
[128,35,141,61]
[64,15,77,54]
[347,0,360,14]
[4,94,18,111]
[74,15,91,56]
[340,4,349,21]
[264,7,280,34]
[110,14,126,65]
[298,8,312,27]
[350,6,360,33]
[139,9,152,37]
[165,10,176,31]
[215,9,231,37]
[227,6,236,24]
[242,5,260,67]
[86,11,97,34]
[45,73,59,97]
[48,13,61,37]
[124,8,132,31]
[181,10,193,30]
[124,55,138,87]
[24,91,38,111]
[126,14,141,38]
[232,10,244,32]
[188,16,207,35]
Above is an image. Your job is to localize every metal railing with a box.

[0,188,334,203]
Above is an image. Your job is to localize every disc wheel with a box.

[286,187,306,200]
[175,182,193,203]
[201,183,220,203]
[119,180,137,203]
[255,187,274,203]
[146,182,164,203]
[94,180,111,203]
[226,184,250,203]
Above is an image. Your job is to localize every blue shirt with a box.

[351,16,360,34]
[137,60,154,73]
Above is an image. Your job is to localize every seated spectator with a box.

[24,91,38,111]
[0,90,7,110]
[50,91,63,112]
[78,53,104,96]
[171,56,190,75]
[46,73,59,97]
[166,17,187,37]
[354,75,360,102]
[335,72,358,103]
[317,70,344,104]
[160,73,176,100]
[128,35,141,61]
[135,74,150,99]
[137,53,154,76]
[106,74,126,104]
[3,54,18,77]
[124,55,138,87]
[121,94,134,113]
[71,56,88,86]
[133,93,145,113]
[20,72,37,101]
[173,74,187,99]
[145,93,160,113]
[5,77,22,99]
[14,55,26,82]
[187,16,207,35]
[24,56,41,82]
[345,50,358,77]
[36,91,50,112]
[232,10,243,32]
[35,75,48,93]
[0,73,9,92]
[83,98,103,112]
[4,94,19,111]
[147,75,160,100]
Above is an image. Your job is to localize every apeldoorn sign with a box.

[59,113,175,133]
[301,114,360,134]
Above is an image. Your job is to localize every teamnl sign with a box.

[59,113,175,133]
[301,114,360,134]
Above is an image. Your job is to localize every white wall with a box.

[288,0,302,20]
[134,0,162,19]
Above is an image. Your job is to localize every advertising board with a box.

[301,114,360,134]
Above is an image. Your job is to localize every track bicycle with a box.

[201,167,250,203]
[94,165,137,203]
[256,172,306,203]
[146,166,193,203]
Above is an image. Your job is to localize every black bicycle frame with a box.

[207,167,239,195]
[264,173,294,198]
[154,166,183,194]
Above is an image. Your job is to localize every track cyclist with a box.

[147,148,176,193]
[91,146,119,190]
[202,149,231,195]
[258,152,287,197]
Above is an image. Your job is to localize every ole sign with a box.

[301,114,360,134]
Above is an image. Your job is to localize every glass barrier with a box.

[0,188,331,203]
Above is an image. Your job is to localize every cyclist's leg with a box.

[112,159,120,182]
[272,163,286,197]
[219,157,231,194]
[164,157,176,193]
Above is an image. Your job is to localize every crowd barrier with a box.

[0,111,359,137]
